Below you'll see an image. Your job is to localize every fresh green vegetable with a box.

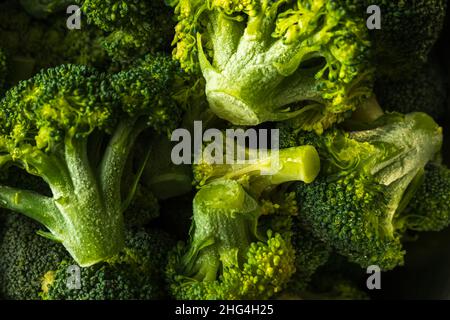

[169,0,374,131]
[78,0,174,64]
[375,61,448,122]
[0,55,184,266]
[344,0,448,78]
[402,163,450,232]
[0,212,174,300]
[166,180,296,300]
[283,113,443,270]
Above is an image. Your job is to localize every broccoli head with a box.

[0,0,109,86]
[169,0,374,131]
[290,113,443,270]
[0,213,69,300]
[41,227,175,300]
[0,55,184,266]
[79,0,175,64]
[345,0,447,78]
[0,212,175,300]
[375,61,448,122]
[287,225,331,292]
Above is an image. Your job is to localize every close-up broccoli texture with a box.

[0,0,449,304]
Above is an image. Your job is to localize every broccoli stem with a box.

[0,186,59,228]
[58,137,125,266]
[182,181,260,281]
[99,117,147,215]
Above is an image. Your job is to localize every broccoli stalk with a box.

[169,0,374,131]
[0,56,183,266]
[194,144,321,193]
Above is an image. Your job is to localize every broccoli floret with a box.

[293,113,443,270]
[287,226,331,292]
[78,0,175,64]
[169,0,374,131]
[0,0,109,85]
[166,180,296,300]
[0,213,69,300]
[375,61,448,122]
[0,212,175,300]
[345,0,447,78]
[0,55,184,266]
[401,163,450,232]
[41,227,175,300]
[19,0,73,18]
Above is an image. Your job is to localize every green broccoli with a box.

[0,213,69,300]
[375,61,448,122]
[287,226,331,292]
[166,180,296,300]
[0,55,183,266]
[41,227,175,300]
[0,0,109,86]
[78,0,175,64]
[400,163,450,232]
[167,140,322,300]
[0,212,174,300]
[287,113,443,270]
[19,0,73,18]
[169,0,374,131]
[345,0,447,78]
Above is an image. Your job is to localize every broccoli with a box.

[345,0,447,78]
[375,61,448,122]
[288,113,443,270]
[167,140,322,300]
[0,0,109,86]
[400,163,450,232]
[0,213,69,300]
[166,180,296,300]
[0,55,184,266]
[78,0,175,64]
[169,0,374,131]
[0,212,175,300]
[287,226,331,292]
[19,0,73,18]
[41,227,175,300]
